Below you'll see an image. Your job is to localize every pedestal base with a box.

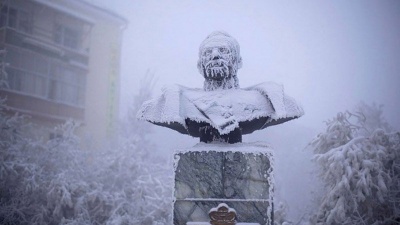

[173,142,274,225]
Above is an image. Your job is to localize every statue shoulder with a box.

[245,81,304,119]
[161,84,201,95]
[245,81,284,93]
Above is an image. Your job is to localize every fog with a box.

[91,0,400,221]
[102,0,400,129]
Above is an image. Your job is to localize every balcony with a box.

[0,41,87,122]
[0,1,91,122]
[0,89,85,122]
[0,2,91,66]
[1,27,89,67]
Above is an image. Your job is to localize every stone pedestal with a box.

[173,142,274,225]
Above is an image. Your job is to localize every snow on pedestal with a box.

[173,142,274,225]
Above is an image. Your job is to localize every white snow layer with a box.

[175,141,273,154]
[137,82,304,135]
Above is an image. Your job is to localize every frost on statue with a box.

[137,31,303,143]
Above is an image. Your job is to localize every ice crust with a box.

[175,141,273,154]
[137,82,304,135]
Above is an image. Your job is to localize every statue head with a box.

[197,31,242,91]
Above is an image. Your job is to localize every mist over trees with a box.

[0,80,172,225]
[1,76,399,224]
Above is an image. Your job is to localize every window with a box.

[54,24,81,50]
[0,6,8,27]
[0,6,32,33]
[48,64,85,106]
[17,10,30,33]
[4,46,86,107]
[5,46,48,97]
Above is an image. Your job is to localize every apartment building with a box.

[0,0,127,141]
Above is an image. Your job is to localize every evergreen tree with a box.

[310,103,400,225]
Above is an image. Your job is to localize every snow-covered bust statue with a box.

[137,31,304,143]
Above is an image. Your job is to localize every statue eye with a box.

[219,47,229,53]
[204,49,212,56]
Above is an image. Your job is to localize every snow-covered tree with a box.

[309,102,400,225]
[0,74,172,225]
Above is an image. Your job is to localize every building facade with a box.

[0,0,127,141]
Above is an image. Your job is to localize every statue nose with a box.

[211,48,220,60]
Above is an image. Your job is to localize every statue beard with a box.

[204,59,230,80]
[202,59,239,91]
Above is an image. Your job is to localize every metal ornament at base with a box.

[209,203,237,225]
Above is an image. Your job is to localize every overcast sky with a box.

[90,0,400,220]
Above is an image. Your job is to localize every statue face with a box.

[199,41,237,81]
[198,31,242,91]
